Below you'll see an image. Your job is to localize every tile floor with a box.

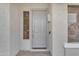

[16,50,51,56]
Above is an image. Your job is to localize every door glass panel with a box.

[23,11,29,39]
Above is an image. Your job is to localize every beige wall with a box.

[9,4,20,56]
[47,4,53,55]
[0,3,21,56]
[52,4,68,56]
[0,4,10,56]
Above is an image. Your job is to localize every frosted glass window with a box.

[23,11,29,39]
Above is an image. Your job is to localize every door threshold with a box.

[31,49,49,51]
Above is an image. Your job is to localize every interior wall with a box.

[19,3,49,50]
[0,4,10,56]
[52,4,68,56]
[9,4,20,56]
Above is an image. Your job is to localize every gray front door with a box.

[32,10,48,48]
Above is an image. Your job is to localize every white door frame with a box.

[20,9,32,50]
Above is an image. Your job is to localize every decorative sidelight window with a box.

[23,11,29,39]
